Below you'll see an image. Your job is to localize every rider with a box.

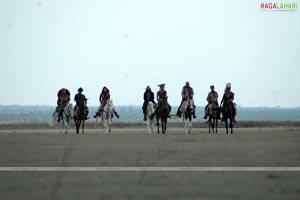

[94,86,119,118]
[220,83,236,123]
[176,81,197,118]
[151,84,171,119]
[56,88,71,122]
[203,85,220,119]
[74,87,89,120]
[142,85,156,121]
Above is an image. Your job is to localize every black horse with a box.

[74,104,86,134]
[221,102,235,134]
[155,100,170,134]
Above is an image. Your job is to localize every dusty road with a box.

[1,127,300,199]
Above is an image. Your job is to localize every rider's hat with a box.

[146,85,151,90]
[78,87,83,92]
[210,85,215,89]
[158,83,166,87]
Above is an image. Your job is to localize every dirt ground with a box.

[1,127,300,200]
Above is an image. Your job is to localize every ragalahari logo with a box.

[260,2,297,11]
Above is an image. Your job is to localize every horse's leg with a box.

[165,118,167,133]
[188,116,192,134]
[151,118,154,133]
[108,115,112,133]
[75,119,79,134]
[225,119,229,134]
[102,116,106,134]
[183,116,187,134]
[82,119,85,134]
[162,118,166,134]
[146,118,150,133]
[161,118,165,134]
[64,118,68,134]
[211,118,214,133]
[208,117,211,134]
[156,116,160,134]
[230,118,233,134]
[215,118,218,133]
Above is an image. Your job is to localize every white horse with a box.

[180,98,194,134]
[50,103,73,134]
[146,101,155,134]
[96,99,114,134]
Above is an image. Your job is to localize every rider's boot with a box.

[193,113,197,118]
[114,111,120,118]
[57,111,62,122]
[177,112,181,118]
[150,111,156,119]
[143,114,147,121]
[203,114,207,119]
[93,112,99,118]
[176,108,181,117]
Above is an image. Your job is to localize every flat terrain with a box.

[1,127,300,200]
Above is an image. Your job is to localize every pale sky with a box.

[1,0,299,107]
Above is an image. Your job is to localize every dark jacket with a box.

[74,93,86,106]
[144,90,155,103]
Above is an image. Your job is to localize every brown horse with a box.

[206,103,220,134]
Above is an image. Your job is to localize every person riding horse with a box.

[142,85,156,121]
[203,85,220,119]
[220,83,236,123]
[56,88,70,122]
[151,84,171,119]
[74,87,89,120]
[176,81,197,118]
[94,86,119,118]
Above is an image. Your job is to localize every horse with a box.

[180,98,194,134]
[96,99,114,134]
[73,103,86,134]
[221,102,236,134]
[50,103,73,134]
[155,100,170,134]
[145,101,155,134]
[206,103,220,134]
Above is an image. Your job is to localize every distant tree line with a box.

[0,105,300,122]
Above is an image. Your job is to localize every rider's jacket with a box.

[157,89,167,102]
[144,90,155,103]
[207,90,218,104]
[181,86,194,100]
[99,91,110,103]
[222,91,235,105]
[74,93,86,106]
